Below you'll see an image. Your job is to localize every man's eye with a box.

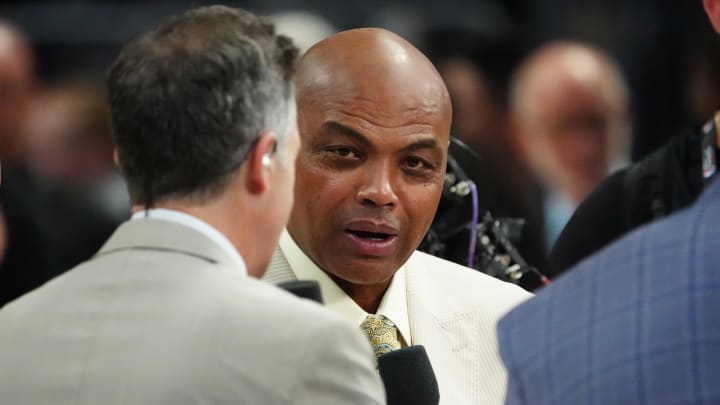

[328,146,358,159]
[404,156,432,170]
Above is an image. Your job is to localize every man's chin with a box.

[323,262,398,287]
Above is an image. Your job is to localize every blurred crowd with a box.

[1,0,719,303]
[0,22,126,304]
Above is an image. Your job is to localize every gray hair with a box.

[107,5,299,205]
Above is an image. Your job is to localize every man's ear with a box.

[704,0,720,33]
[246,131,278,195]
[113,149,120,167]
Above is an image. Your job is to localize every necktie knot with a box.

[360,314,401,358]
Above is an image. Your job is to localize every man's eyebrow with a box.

[322,121,371,147]
[403,138,440,152]
[322,120,442,152]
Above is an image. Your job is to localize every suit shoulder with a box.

[410,251,529,294]
[211,274,364,338]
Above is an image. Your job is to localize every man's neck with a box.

[327,273,392,314]
[131,200,250,270]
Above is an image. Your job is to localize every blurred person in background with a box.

[23,80,129,222]
[0,20,57,305]
[0,21,26,271]
[0,21,34,165]
[0,26,125,306]
[421,30,547,283]
[422,28,531,197]
[510,41,631,251]
[688,35,720,125]
[546,14,720,278]
[497,2,720,404]
[440,56,509,154]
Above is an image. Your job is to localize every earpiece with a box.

[262,154,272,169]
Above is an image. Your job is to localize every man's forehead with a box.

[296,29,452,144]
[314,118,449,153]
[297,30,450,104]
[298,89,451,151]
[314,84,444,114]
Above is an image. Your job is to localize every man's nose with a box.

[356,161,399,208]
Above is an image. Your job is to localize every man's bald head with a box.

[287,28,453,310]
[0,21,34,162]
[295,28,451,133]
[511,42,628,126]
[510,41,630,203]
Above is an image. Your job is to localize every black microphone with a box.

[277,279,324,304]
[377,345,439,405]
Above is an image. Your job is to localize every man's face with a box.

[524,72,625,200]
[288,81,450,287]
[537,88,611,185]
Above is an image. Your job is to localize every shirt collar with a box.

[131,208,247,276]
[279,229,411,345]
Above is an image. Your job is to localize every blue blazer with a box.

[498,178,720,405]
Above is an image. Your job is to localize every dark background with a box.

[1,0,715,160]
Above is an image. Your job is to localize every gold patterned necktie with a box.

[359,314,401,358]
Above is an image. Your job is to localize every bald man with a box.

[263,28,531,404]
[546,4,720,277]
[510,42,631,249]
[498,2,720,404]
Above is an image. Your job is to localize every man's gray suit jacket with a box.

[267,245,531,404]
[0,218,385,405]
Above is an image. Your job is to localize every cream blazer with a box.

[266,244,531,405]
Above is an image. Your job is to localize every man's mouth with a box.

[343,221,399,256]
[346,230,394,241]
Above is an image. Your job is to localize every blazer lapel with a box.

[405,254,481,404]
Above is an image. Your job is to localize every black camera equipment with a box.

[419,138,550,286]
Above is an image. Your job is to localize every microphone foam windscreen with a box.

[377,345,439,405]
[277,280,324,304]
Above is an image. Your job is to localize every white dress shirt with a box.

[131,208,247,276]
[278,229,412,346]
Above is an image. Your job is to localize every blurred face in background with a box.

[0,25,34,162]
[24,83,115,189]
[439,57,505,153]
[512,44,630,203]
